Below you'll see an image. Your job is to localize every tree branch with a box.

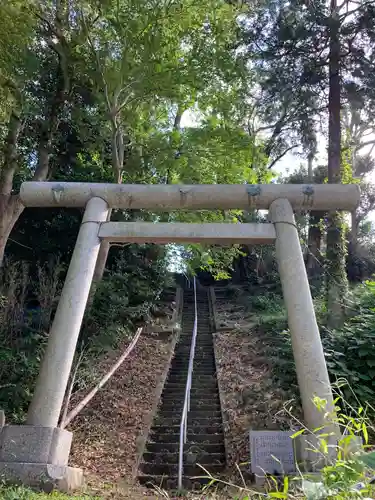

[60,328,143,429]
[80,11,113,117]
[267,145,299,170]
[357,139,375,151]
[33,2,70,182]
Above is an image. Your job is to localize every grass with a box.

[0,486,100,500]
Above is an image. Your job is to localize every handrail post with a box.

[178,277,198,490]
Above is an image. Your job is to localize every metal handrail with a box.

[178,277,198,490]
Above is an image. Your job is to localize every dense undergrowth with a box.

[0,244,170,422]
[239,280,375,413]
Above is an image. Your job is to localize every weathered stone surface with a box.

[21,181,360,211]
[0,426,72,466]
[0,410,5,428]
[269,198,337,439]
[250,430,295,476]
[0,462,83,492]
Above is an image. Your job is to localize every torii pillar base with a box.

[0,425,83,492]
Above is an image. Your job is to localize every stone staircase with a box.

[138,288,226,490]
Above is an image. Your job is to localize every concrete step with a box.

[173,353,213,358]
[156,410,222,419]
[138,291,226,491]
[170,375,217,379]
[138,474,216,490]
[172,361,215,366]
[159,399,221,407]
[158,405,221,414]
[139,462,225,476]
[177,342,212,346]
[157,394,220,403]
[142,451,225,465]
[167,374,216,381]
[177,344,213,348]
[159,403,221,412]
[169,366,216,372]
[170,369,217,374]
[162,390,219,399]
[177,343,213,348]
[145,442,225,454]
[153,416,223,426]
[161,391,219,398]
[178,336,212,340]
[149,433,224,444]
[174,353,213,358]
[151,424,223,435]
[170,363,216,369]
[165,381,218,389]
[163,380,217,386]
[163,384,218,391]
[163,384,219,392]
[168,371,217,377]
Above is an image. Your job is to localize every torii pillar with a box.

[269,199,338,441]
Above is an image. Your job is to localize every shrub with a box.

[0,244,170,422]
[322,281,375,404]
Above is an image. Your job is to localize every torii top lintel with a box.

[20,182,360,211]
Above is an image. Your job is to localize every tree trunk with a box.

[306,153,323,278]
[326,0,348,327]
[91,121,124,285]
[0,195,24,266]
[350,210,359,251]
[307,212,322,277]
[92,238,111,282]
[0,111,24,265]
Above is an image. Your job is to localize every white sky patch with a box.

[180,108,201,128]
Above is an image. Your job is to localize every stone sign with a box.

[250,430,295,477]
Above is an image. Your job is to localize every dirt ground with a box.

[213,297,300,477]
[68,331,175,497]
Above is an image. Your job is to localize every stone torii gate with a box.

[0,182,360,489]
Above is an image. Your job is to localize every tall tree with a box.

[77,0,247,281]
[238,0,375,324]
[0,1,88,264]
[325,0,348,325]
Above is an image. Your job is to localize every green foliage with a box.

[325,210,349,327]
[0,485,98,499]
[250,293,283,313]
[195,400,375,499]
[287,399,375,500]
[323,281,375,403]
[0,0,37,118]
[0,243,170,421]
[185,243,244,280]
[253,282,375,411]
[239,0,375,161]
[0,260,62,420]
[84,245,168,348]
